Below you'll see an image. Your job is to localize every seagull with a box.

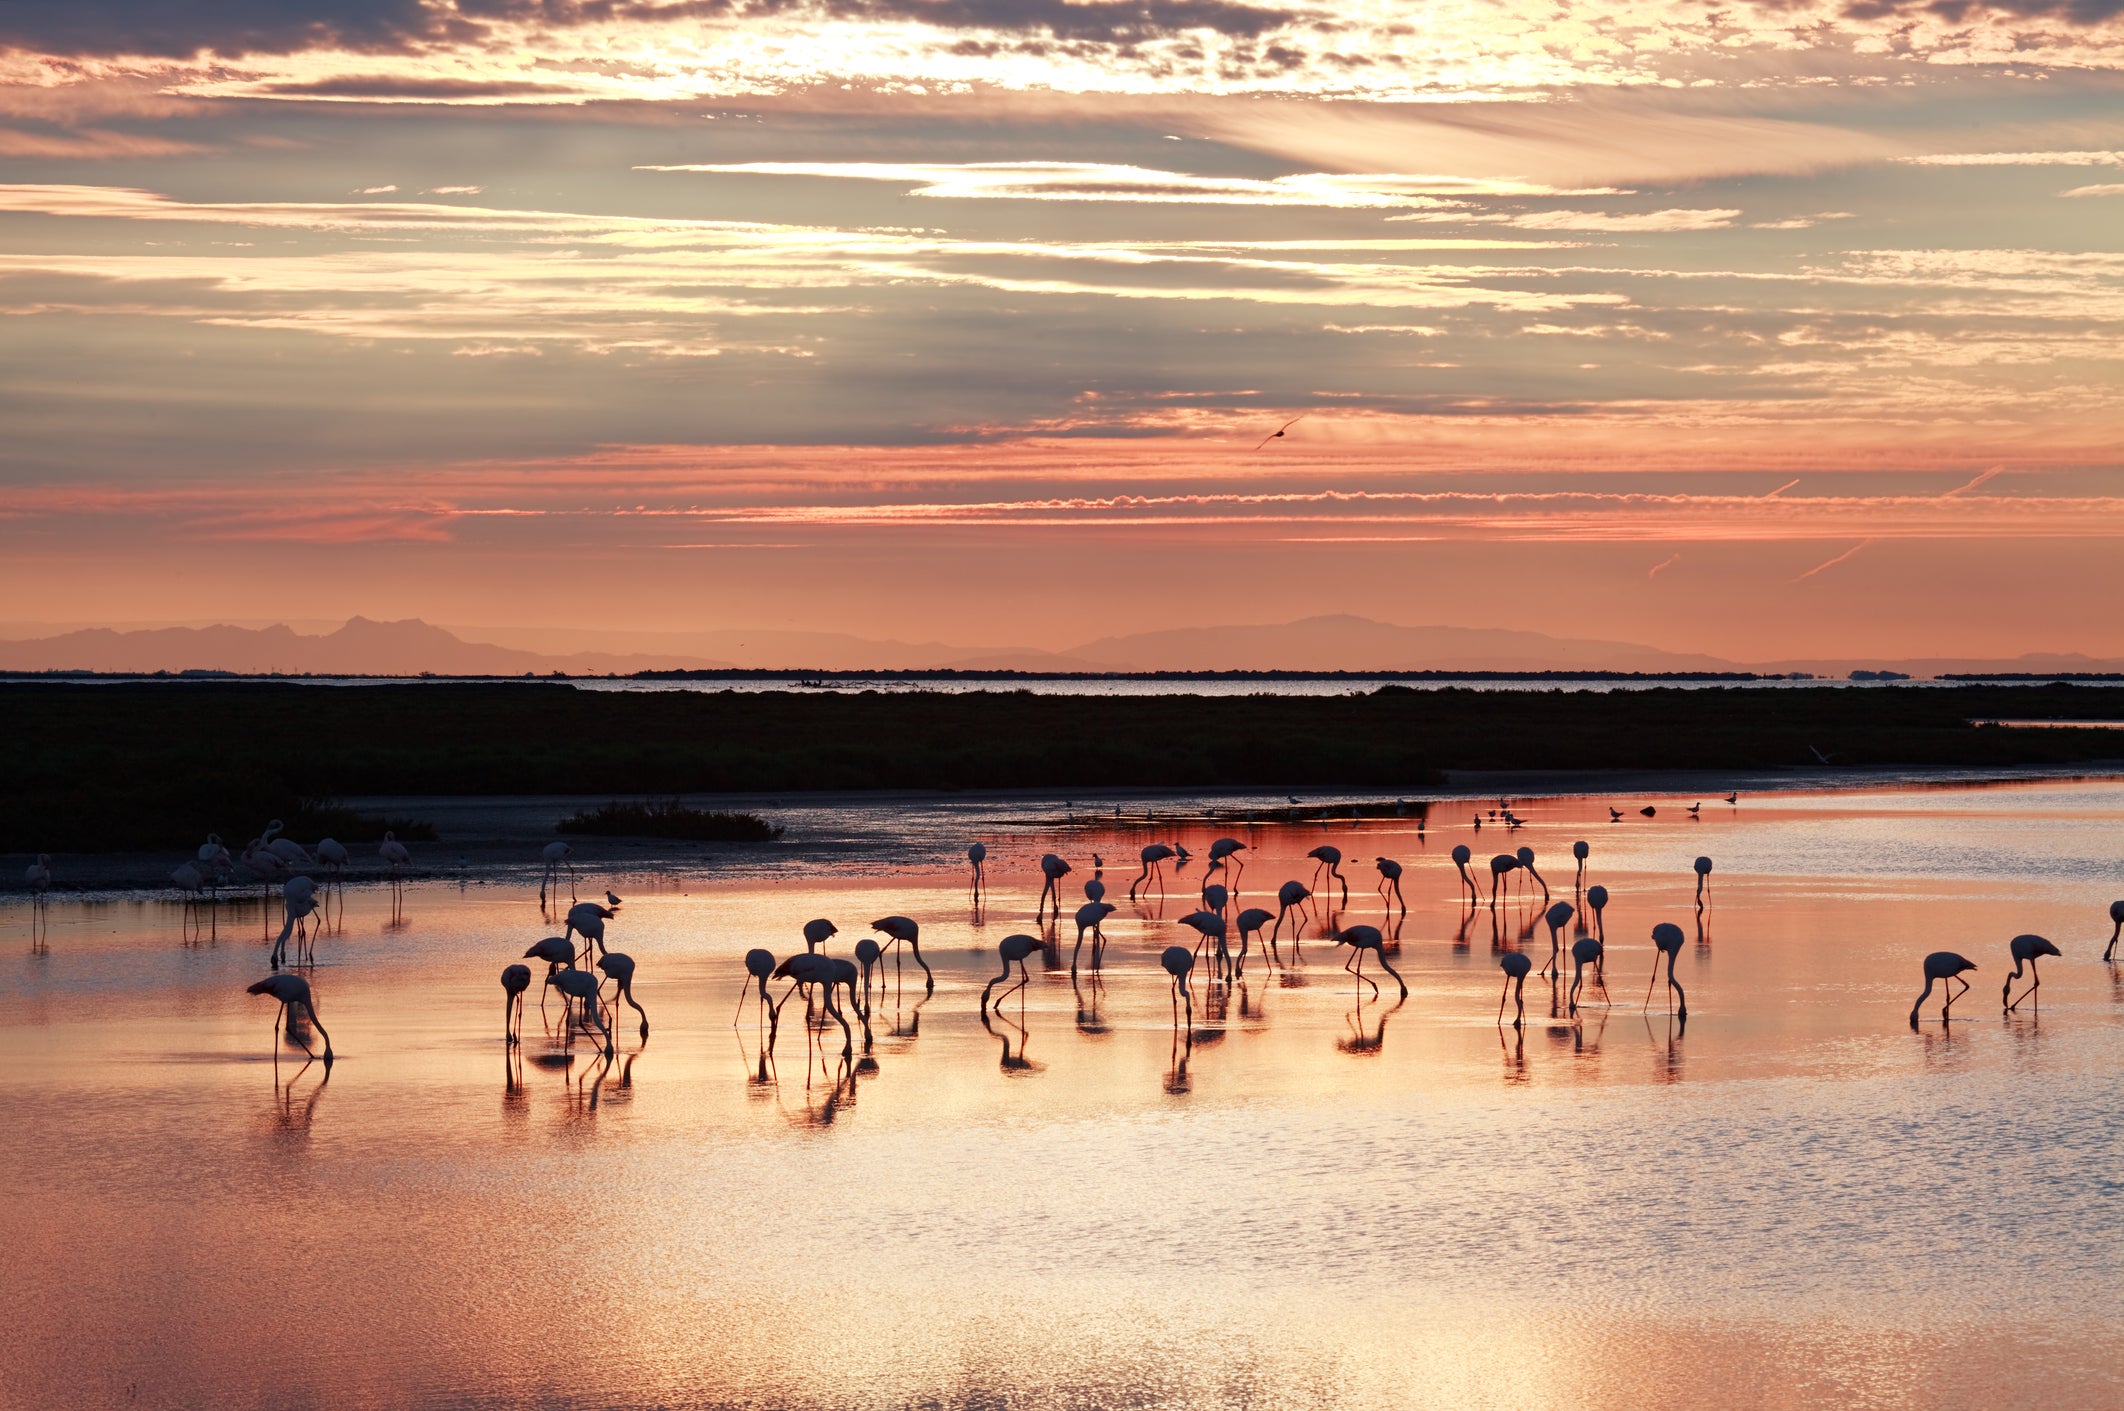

[1687,803,1702,817]
[1726,792,1739,805]
[1253,414,1307,451]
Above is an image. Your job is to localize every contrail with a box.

[1763,478,1801,498]
[1792,539,1875,581]
[1648,552,1681,578]
[1943,465,2005,496]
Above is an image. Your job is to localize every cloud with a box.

[1506,209,1742,233]
[643,161,1605,206]
[2064,183,2124,197]
[0,127,205,159]
[1791,539,1874,582]
[1907,151,2124,167]
[1648,552,1681,577]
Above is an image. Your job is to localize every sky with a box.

[0,1,2120,662]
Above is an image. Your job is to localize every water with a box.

[6,779,2124,1408]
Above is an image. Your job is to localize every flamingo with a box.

[1177,909,1229,978]
[262,821,312,868]
[1037,854,1072,919]
[314,837,349,881]
[565,901,613,960]
[198,833,232,872]
[1206,838,1247,889]
[2002,934,2061,1012]
[1694,856,1713,904]
[2104,900,2124,962]
[733,948,777,1026]
[524,935,578,1017]
[1585,884,1609,941]
[171,859,208,898]
[271,875,322,969]
[25,853,51,897]
[771,953,851,1060]
[967,842,987,892]
[1910,951,1977,1026]
[1568,936,1608,1015]
[1374,857,1405,912]
[501,964,530,1045]
[1540,900,1574,978]
[1646,922,1688,1017]
[1451,844,1477,903]
[1271,880,1311,942]
[803,917,838,952]
[1571,840,1589,889]
[1084,877,1107,904]
[1072,901,1116,973]
[1202,882,1229,914]
[1332,923,1406,999]
[981,933,1046,1013]
[1307,846,1348,907]
[1131,843,1175,901]
[247,973,332,1064]
[596,952,650,1038]
[869,915,934,993]
[1498,951,1533,1027]
[379,831,411,879]
[539,840,574,904]
[548,967,613,1057]
[241,838,289,904]
[1234,907,1272,976]
[1516,847,1548,904]
[1161,945,1196,1026]
[1488,853,1519,908]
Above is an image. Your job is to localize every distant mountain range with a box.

[2,614,2119,678]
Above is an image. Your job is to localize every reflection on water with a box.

[5,777,2124,1408]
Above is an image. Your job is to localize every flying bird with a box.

[1253,414,1306,451]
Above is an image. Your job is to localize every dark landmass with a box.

[8,681,2124,853]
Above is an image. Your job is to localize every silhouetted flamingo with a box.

[1131,843,1175,901]
[853,938,882,1012]
[1516,847,1548,904]
[1540,900,1574,977]
[1235,907,1272,976]
[1202,882,1229,915]
[869,915,933,993]
[1911,951,1976,1026]
[967,842,987,892]
[501,963,530,1045]
[1646,922,1688,1017]
[1038,854,1072,919]
[1374,857,1405,912]
[540,840,574,904]
[596,952,649,1038]
[982,933,1046,1013]
[1072,900,1116,972]
[315,837,349,881]
[524,935,577,1018]
[564,901,613,962]
[770,953,850,1060]
[1488,853,1519,908]
[379,831,410,879]
[1206,837,1247,888]
[1271,880,1311,942]
[1178,909,1229,977]
[1332,923,1405,999]
[1568,936,1608,1015]
[549,967,613,1056]
[1694,856,1713,904]
[1085,876,1106,903]
[2104,900,2124,962]
[248,973,332,1064]
[271,875,321,968]
[2002,934,2061,1011]
[1499,951,1533,1027]
[1307,846,1348,907]
[1161,945,1195,1026]
[733,948,776,1026]
[1451,844,1477,903]
[1572,840,1589,889]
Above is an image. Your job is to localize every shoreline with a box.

[12,761,2120,895]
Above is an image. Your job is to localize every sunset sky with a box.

[1,2,2120,661]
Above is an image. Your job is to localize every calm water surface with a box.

[7,781,2124,1409]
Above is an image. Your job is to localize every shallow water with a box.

[6,780,2124,1409]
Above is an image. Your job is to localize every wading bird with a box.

[1585,884,1609,940]
[1307,845,1348,907]
[1161,945,1196,1026]
[1609,808,1622,823]
[539,840,574,905]
[1540,900,1574,978]
[524,936,578,1017]
[1451,844,1477,903]
[2002,934,2061,1012]
[1647,922,1688,1018]
[734,948,777,1027]
[25,853,51,899]
[1572,840,1589,889]
[967,842,987,893]
[1085,876,1106,903]
[770,953,852,1062]
[1911,951,1977,1026]
[1516,847,1548,904]
[1037,854,1072,919]
[315,837,349,881]
[981,933,1046,1013]
[1568,936,1608,1015]
[1694,856,1714,904]
[1178,909,1229,978]
[549,967,613,1057]
[1488,853,1519,908]
[247,973,332,1064]
[869,915,934,993]
[1206,837,1247,889]
[1498,951,1533,1028]
[1375,857,1405,912]
[501,964,530,1045]
[803,917,837,952]
[1332,923,1406,999]
[1235,907,1272,975]
[1272,880,1311,942]
[596,952,649,1038]
[263,821,312,868]
[1072,900,1117,973]
[564,901,613,961]
[1131,843,1175,901]
[271,875,321,969]
[1201,883,1229,915]
[379,831,411,879]
[2104,900,2124,962]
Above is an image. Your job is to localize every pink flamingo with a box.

[1910,951,1976,1026]
[1037,854,1072,919]
[1451,844,1477,904]
[501,964,530,1045]
[1646,922,1688,1017]
[247,973,332,1064]
[1072,901,1117,973]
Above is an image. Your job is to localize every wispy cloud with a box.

[1648,552,1681,577]
[1908,152,2124,168]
